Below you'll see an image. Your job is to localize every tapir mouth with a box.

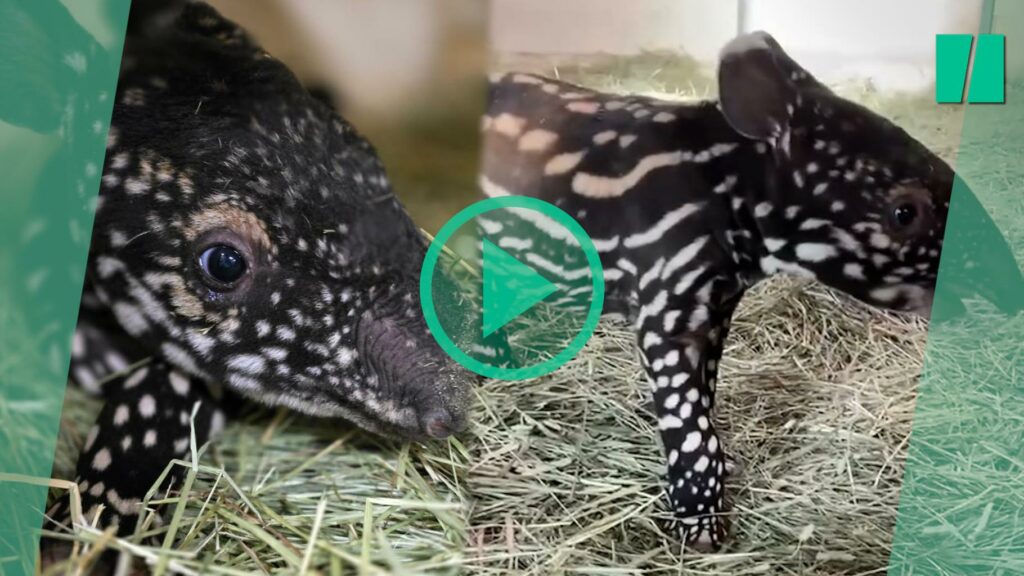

[318,376,468,442]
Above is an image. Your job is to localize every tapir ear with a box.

[125,0,189,38]
[717,31,817,141]
[174,2,260,51]
[0,0,104,133]
[127,1,259,51]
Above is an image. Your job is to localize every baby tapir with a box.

[480,32,1024,549]
[5,0,472,538]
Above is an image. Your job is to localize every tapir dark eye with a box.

[199,245,247,286]
[893,203,918,227]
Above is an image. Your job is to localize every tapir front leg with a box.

[66,362,224,533]
[638,291,740,551]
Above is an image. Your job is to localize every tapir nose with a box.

[420,406,466,439]
[415,361,472,440]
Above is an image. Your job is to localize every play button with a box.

[420,196,605,380]
[481,239,558,337]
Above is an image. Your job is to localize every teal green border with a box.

[888,1,1024,572]
[420,196,605,380]
[0,1,130,573]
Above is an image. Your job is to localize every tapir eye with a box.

[199,245,247,287]
[892,203,918,227]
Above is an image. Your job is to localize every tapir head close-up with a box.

[83,3,471,439]
[717,31,1024,319]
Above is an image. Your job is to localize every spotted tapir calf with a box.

[480,32,1024,549]
[5,0,472,539]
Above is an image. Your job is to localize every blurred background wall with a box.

[206,0,489,233]
[490,0,987,93]
[146,0,999,105]
[3,1,1008,232]
[207,0,487,114]
[51,0,1001,231]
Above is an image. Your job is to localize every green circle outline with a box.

[420,196,605,381]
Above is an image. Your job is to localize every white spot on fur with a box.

[624,204,703,249]
[800,218,830,231]
[643,332,663,349]
[112,302,149,336]
[795,243,838,262]
[665,393,681,410]
[591,235,620,252]
[713,175,738,194]
[693,455,710,472]
[490,113,526,138]
[174,437,189,454]
[659,414,684,429]
[106,489,140,516]
[162,343,202,376]
[337,347,356,367]
[169,372,191,396]
[123,367,149,389]
[663,310,681,333]
[673,266,706,296]
[566,101,600,114]
[671,373,689,388]
[544,151,587,175]
[844,263,866,280]
[84,426,99,452]
[227,354,266,375]
[113,405,129,426]
[518,129,558,152]
[138,395,156,418]
[870,233,893,249]
[255,320,271,337]
[681,431,702,453]
[661,236,709,282]
[761,255,816,278]
[479,174,512,198]
[92,448,112,471]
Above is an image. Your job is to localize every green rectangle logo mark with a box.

[937,34,1005,104]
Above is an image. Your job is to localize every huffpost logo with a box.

[936,34,1006,104]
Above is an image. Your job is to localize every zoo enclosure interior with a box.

[8,0,1021,574]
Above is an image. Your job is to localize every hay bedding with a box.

[35,54,965,574]
[465,277,924,575]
